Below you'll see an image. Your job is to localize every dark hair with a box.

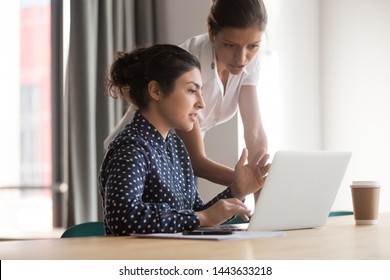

[208,0,268,36]
[106,44,201,110]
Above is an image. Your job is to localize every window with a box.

[0,0,56,235]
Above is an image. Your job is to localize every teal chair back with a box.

[227,215,248,224]
[328,211,353,217]
[61,221,105,238]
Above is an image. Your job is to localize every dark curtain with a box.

[65,0,156,226]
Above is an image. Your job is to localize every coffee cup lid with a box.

[351,181,380,188]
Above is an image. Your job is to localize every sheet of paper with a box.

[132,231,284,241]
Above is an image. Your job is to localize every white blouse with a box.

[104,33,261,152]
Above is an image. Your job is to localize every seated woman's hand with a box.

[231,148,271,200]
[196,198,251,227]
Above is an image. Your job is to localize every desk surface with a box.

[1,213,389,260]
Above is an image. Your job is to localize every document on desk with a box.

[132,231,284,241]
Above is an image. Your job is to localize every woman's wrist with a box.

[230,182,245,201]
[195,211,207,227]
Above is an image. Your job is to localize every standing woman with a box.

[99,44,270,235]
[177,0,268,185]
[104,0,268,187]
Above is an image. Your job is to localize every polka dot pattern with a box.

[99,113,233,235]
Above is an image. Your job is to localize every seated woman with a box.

[99,44,270,235]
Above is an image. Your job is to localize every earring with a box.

[211,45,215,69]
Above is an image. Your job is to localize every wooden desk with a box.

[1,213,389,260]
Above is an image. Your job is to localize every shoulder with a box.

[105,126,150,164]
[180,34,215,83]
[99,129,151,190]
[179,33,211,58]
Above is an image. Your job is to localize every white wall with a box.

[261,0,390,212]
[321,0,390,212]
[155,0,210,44]
[263,0,322,151]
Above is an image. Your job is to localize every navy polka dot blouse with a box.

[99,112,233,235]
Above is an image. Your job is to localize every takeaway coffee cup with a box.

[350,181,381,225]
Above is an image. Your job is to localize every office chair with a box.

[61,221,105,238]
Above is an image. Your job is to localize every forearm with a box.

[191,154,234,185]
[105,198,200,234]
[244,129,268,162]
[194,188,250,227]
[239,85,268,162]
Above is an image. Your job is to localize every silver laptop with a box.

[219,150,352,231]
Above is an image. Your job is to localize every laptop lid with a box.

[247,150,352,231]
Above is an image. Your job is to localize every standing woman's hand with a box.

[231,148,270,200]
